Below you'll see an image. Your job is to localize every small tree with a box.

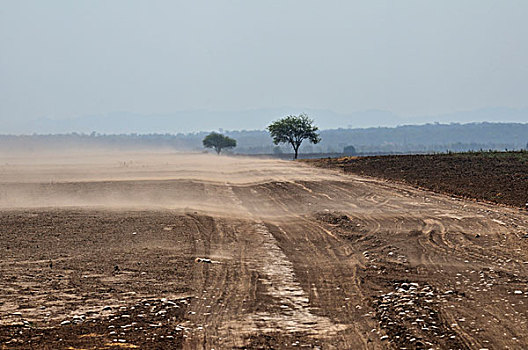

[343,145,357,156]
[267,113,321,159]
[202,132,237,154]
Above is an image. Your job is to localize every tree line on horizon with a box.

[1,121,527,156]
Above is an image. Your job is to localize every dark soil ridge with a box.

[303,151,528,209]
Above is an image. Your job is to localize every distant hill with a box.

[3,107,528,134]
[1,122,526,155]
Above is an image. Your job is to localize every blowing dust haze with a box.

[0,151,343,211]
[2,2,528,349]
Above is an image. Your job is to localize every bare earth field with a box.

[303,151,528,208]
[1,152,528,349]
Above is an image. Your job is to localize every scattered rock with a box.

[72,315,85,323]
[194,257,219,264]
[373,281,462,349]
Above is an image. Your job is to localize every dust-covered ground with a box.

[1,151,528,349]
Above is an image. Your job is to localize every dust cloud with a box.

[0,150,340,210]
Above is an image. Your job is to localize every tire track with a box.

[183,182,349,347]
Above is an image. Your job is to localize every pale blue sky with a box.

[1,1,527,131]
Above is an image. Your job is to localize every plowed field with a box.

[1,152,528,349]
[304,151,528,208]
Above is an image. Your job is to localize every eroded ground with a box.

[1,152,528,349]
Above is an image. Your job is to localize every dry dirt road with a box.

[1,152,528,349]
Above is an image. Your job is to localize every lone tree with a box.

[343,145,357,156]
[202,132,237,154]
[267,113,321,159]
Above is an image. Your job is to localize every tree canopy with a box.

[202,132,237,154]
[343,145,357,156]
[267,114,321,159]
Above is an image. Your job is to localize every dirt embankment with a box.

[303,151,528,208]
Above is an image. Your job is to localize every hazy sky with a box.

[1,1,527,129]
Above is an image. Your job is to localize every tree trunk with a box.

[294,147,299,159]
